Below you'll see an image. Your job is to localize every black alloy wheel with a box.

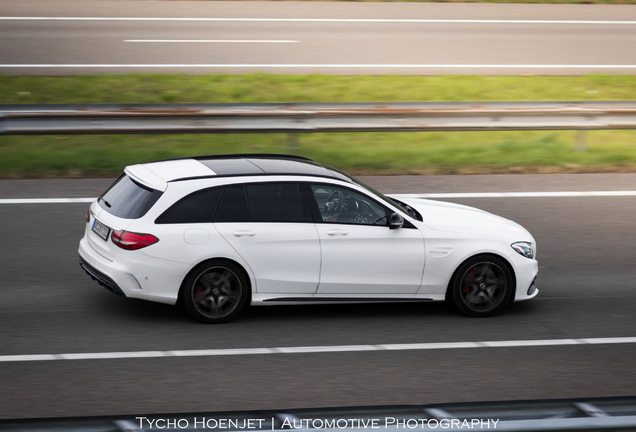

[183,260,249,323]
[450,255,513,317]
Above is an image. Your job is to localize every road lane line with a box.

[481,339,581,347]
[2,192,636,204]
[60,351,166,360]
[1,337,635,363]
[275,345,380,353]
[380,342,480,350]
[124,40,299,43]
[0,198,95,204]
[582,337,636,344]
[169,348,274,357]
[2,64,636,69]
[1,354,61,362]
[3,17,636,25]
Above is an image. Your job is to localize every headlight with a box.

[511,241,534,259]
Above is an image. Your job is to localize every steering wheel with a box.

[323,190,344,219]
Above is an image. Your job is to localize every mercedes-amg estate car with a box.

[79,154,538,323]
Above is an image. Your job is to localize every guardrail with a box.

[2,102,636,135]
[1,396,636,431]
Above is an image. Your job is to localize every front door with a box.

[309,184,425,294]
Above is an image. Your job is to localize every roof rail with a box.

[139,153,316,166]
[194,154,314,162]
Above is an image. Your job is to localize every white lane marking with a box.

[2,192,636,204]
[170,348,273,357]
[0,198,95,204]
[392,191,636,199]
[124,40,299,43]
[60,351,166,360]
[2,336,636,363]
[3,17,636,25]
[583,337,636,344]
[2,64,636,69]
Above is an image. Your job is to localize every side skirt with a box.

[250,293,445,306]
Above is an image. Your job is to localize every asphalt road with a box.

[2,0,636,75]
[1,173,636,419]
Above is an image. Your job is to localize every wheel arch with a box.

[445,252,516,303]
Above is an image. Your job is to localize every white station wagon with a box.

[79,154,538,323]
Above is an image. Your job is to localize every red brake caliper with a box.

[463,269,474,294]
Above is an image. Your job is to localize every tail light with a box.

[86,207,91,223]
[111,230,159,250]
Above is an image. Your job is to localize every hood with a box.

[391,196,533,241]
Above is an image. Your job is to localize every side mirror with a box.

[389,212,404,230]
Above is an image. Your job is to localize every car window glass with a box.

[310,184,388,226]
[98,174,163,219]
[214,185,250,223]
[156,187,224,224]
[246,183,310,222]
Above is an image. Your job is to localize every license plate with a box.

[92,219,111,241]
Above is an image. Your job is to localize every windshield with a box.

[335,171,421,220]
[352,177,408,211]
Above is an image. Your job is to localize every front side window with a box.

[98,174,163,219]
[310,184,388,226]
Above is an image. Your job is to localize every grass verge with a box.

[1,74,636,177]
[164,0,636,4]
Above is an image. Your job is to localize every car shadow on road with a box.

[86,288,540,325]
[242,300,457,322]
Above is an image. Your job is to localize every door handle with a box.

[233,230,256,237]
[326,230,348,236]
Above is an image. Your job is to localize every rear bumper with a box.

[79,255,126,297]
[78,234,181,305]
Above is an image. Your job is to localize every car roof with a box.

[125,154,353,190]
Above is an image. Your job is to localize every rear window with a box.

[98,174,163,219]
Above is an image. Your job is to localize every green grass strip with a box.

[1,74,636,177]
[308,0,636,3]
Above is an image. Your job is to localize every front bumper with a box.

[512,255,539,302]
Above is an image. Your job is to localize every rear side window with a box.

[214,185,250,223]
[213,182,311,223]
[156,187,224,224]
[246,183,311,222]
[98,174,163,219]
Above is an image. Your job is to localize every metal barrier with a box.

[1,396,636,431]
[2,102,636,135]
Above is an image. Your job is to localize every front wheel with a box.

[183,261,249,323]
[450,255,513,317]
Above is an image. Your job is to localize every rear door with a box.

[214,182,321,294]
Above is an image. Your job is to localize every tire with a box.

[182,260,249,323]
[450,255,514,317]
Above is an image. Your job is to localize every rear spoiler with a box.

[124,164,168,192]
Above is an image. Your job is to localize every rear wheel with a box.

[450,255,513,317]
[183,261,249,323]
